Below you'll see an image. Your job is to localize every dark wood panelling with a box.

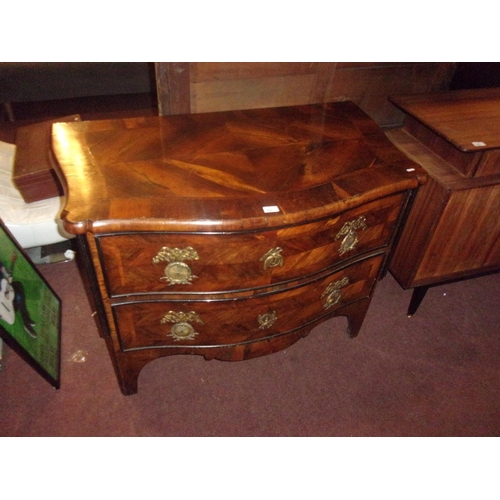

[155,62,456,127]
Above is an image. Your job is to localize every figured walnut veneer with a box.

[387,89,500,315]
[51,101,425,394]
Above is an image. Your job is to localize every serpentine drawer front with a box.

[114,255,383,351]
[97,194,404,297]
[51,101,426,394]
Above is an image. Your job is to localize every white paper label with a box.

[263,205,280,213]
[472,141,487,147]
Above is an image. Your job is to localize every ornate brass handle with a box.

[258,311,278,329]
[335,216,367,255]
[321,276,349,309]
[260,247,284,270]
[160,310,203,341]
[153,246,199,285]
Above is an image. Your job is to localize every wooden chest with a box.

[51,101,425,394]
[386,89,500,315]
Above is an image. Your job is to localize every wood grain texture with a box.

[105,297,374,395]
[156,62,456,127]
[97,195,403,297]
[52,101,424,236]
[390,88,500,178]
[401,116,482,178]
[114,255,382,351]
[415,184,500,282]
[387,89,500,296]
[13,115,80,202]
[154,62,190,116]
[390,88,500,151]
[52,101,425,394]
[387,173,449,288]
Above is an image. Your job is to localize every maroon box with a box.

[13,115,80,203]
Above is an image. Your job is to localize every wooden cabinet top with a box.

[51,101,425,234]
[389,88,500,153]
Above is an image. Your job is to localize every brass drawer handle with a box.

[335,216,367,255]
[258,311,278,329]
[260,247,284,270]
[161,310,203,341]
[321,276,349,309]
[153,246,199,285]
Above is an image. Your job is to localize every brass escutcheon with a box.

[335,216,368,255]
[321,276,350,309]
[258,311,278,329]
[260,247,284,270]
[153,246,199,285]
[161,311,203,341]
[170,323,197,341]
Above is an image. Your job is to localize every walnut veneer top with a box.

[51,101,424,234]
[389,88,500,152]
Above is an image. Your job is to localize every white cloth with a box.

[0,140,73,248]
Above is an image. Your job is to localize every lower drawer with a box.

[113,255,383,351]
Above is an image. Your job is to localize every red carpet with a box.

[1,257,499,436]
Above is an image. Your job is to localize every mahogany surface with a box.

[389,88,500,152]
[51,101,425,394]
[387,89,500,315]
[12,115,80,202]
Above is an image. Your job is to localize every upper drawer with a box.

[113,254,383,351]
[97,194,404,297]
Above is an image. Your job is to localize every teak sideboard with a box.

[387,88,500,315]
[51,101,425,395]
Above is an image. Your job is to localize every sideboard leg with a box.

[407,286,429,317]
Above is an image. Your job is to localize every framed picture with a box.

[0,219,61,389]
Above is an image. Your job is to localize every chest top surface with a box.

[51,101,424,234]
[389,88,500,153]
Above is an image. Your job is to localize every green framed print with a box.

[0,219,61,389]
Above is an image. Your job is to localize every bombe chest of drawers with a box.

[51,101,425,395]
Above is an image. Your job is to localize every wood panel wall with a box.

[155,62,456,127]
